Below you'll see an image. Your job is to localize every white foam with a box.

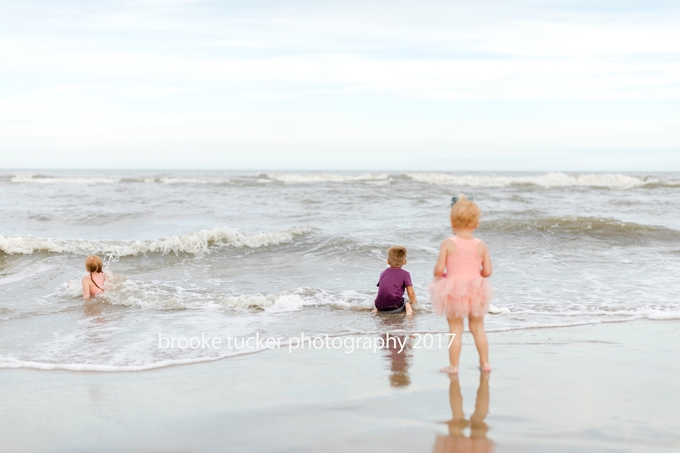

[641,310,680,320]
[496,307,680,320]
[11,175,238,185]
[0,226,313,256]
[98,284,372,312]
[11,175,118,184]
[136,177,229,184]
[8,172,656,188]
[11,175,229,185]
[488,304,510,314]
[408,172,649,188]
[0,351,257,372]
[262,294,310,313]
[265,173,390,183]
[365,177,394,186]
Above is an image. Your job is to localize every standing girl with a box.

[429,195,493,374]
[82,255,106,300]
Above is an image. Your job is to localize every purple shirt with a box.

[375,267,413,311]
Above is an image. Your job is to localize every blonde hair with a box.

[85,255,103,273]
[450,194,481,229]
[387,246,407,267]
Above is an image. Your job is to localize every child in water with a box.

[82,255,106,300]
[429,195,493,374]
[373,246,417,315]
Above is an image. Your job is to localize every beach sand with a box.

[2,319,679,453]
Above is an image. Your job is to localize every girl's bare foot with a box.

[439,366,458,374]
[479,363,491,372]
[371,309,377,313]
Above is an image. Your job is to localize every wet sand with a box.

[1,319,679,453]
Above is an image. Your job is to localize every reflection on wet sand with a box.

[382,331,411,387]
[375,314,413,388]
[434,373,495,453]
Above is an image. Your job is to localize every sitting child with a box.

[82,255,106,300]
[373,246,417,315]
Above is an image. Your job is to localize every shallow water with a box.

[1,170,679,370]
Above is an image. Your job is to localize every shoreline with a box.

[2,319,679,452]
[3,315,676,373]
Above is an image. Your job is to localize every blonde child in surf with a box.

[429,195,493,374]
[82,255,106,300]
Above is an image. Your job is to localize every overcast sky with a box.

[1,0,679,171]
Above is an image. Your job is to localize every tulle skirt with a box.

[428,277,493,319]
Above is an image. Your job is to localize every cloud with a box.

[0,0,679,169]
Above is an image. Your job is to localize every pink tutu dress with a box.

[429,236,493,318]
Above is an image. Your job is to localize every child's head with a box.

[450,194,481,229]
[85,255,103,273]
[387,246,407,268]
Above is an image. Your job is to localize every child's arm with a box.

[478,241,493,278]
[406,286,417,305]
[82,277,91,300]
[433,240,453,277]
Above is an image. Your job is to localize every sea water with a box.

[1,171,678,371]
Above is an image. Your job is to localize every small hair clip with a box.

[451,196,473,206]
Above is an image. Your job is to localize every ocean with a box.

[1,171,679,371]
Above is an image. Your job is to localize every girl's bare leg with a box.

[441,317,464,374]
[469,316,491,371]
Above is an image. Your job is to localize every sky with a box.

[0,0,679,171]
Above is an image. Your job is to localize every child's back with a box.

[446,237,485,279]
[430,236,492,319]
[429,195,493,374]
[376,267,412,311]
[373,246,416,315]
[82,255,106,300]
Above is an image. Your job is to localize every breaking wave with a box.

[408,172,652,188]
[59,278,374,312]
[9,173,394,185]
[121,177,230,184]
[107,284,372,312]
[0,226,314,256]
[482,216,680,241]
[9,172,678,188]
[10,174,232,185]
[263,173,391,183]
[11,174,118,184]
